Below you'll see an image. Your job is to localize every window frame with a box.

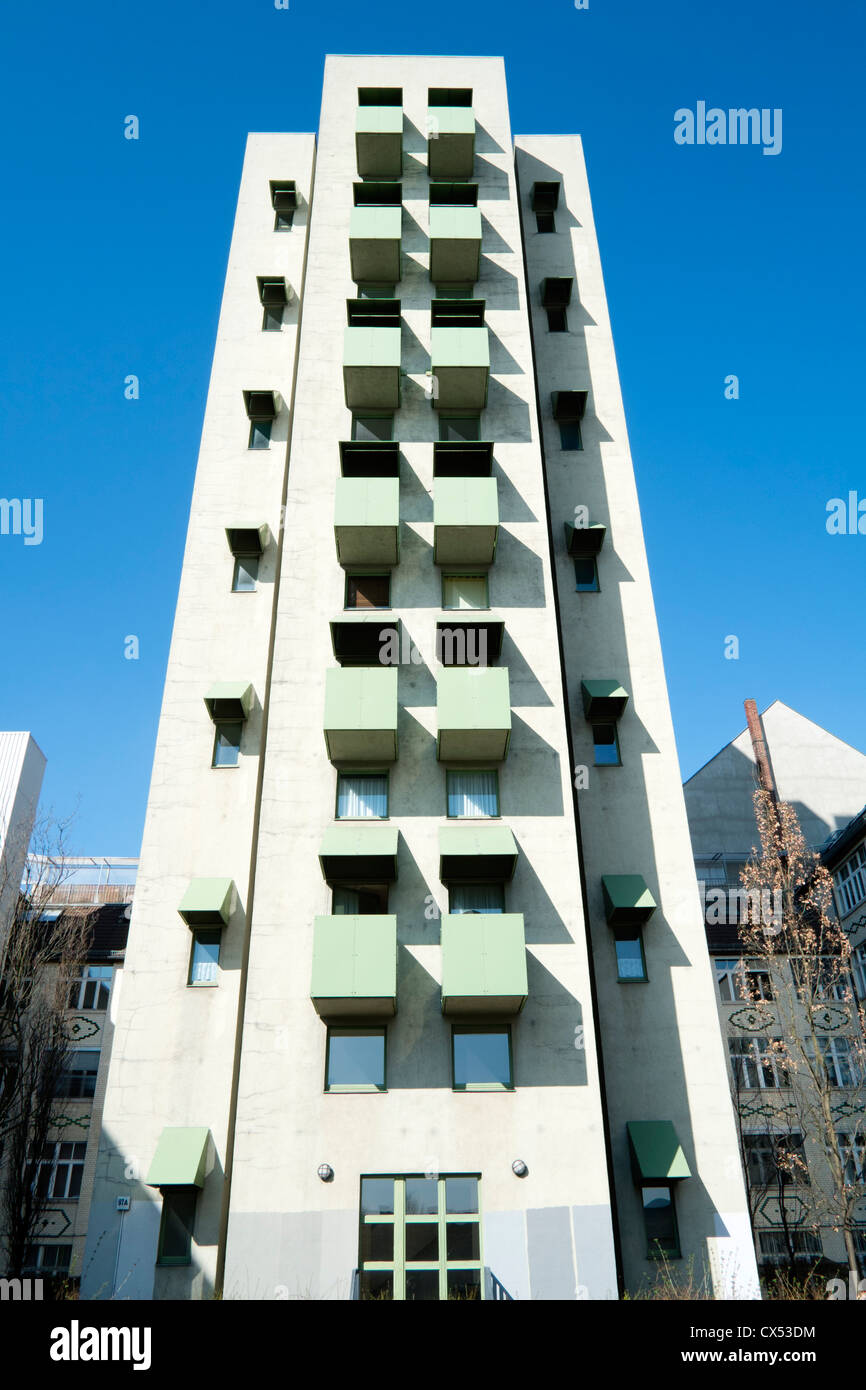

[33,1141,87,1201]
[438,414,482,443]
[614,930,647,983]
[358,1174,483,1301]
[248,418,272,450]
[231,554,259,593]
[54,1049,100,1100]
[440,572,489,611]
[188,929,222,988]
[262,304,284,332]
[325,1027,387,1093]
[451,1025,513,1092]
[448,882,506,915]
[834,845,866,916]
[728,1036,790,1090]
[591,722,620,767]
[212,721,242,769]
[68,964,112,1012]
[445,768,500,820]
[558,419,583,451]
[345,572,392,610]
[574,555,600,592]
[335,770,390,821]
[156,1187,197,1267]
[641,1183,681,1260]
[352,414,394,442]
[535,211,556,234]
[546,306,568,332]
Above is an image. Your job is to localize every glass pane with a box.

[68,1164,83,1199]
[643,1186,677,1254]
[327,1032,385,1088]
[559,420,582,451]
[405,1270,439,1301]
[447,771,499,818]
[574,556,598,592]
[249,420,271,449]
[447,1269,482,1300]
[213,723,242,768]
[263,306,283,331]
[405,1177,438,1215]
[442,575,487,610]
[405,1223,439,1262]
[449,883,504,914]
[359,1270,393,1300]
[439,415,480,442]
[453,1030,511,1088]
[333,887,361,915]
[352,415,392,441]
[445,1176,478,1214]
[347,575,390,609]
[615,936,645,980]
[190,932,220,985]
[592,723,619,765]
[161,1190,196,1260]
[446,1222,480,1261]
[359,1222,394,1262]
[233,556,259,592]
[360,1177,394,1215]
[336,775,388,819]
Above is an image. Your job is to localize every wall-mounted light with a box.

[511,1159,528,1178]
[317,1164,334,1183]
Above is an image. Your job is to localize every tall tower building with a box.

[83,56,758,1301]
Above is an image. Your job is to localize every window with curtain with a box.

[337,774,388,819]
[189,930,221,986]
[442,574,487,610]
[446,770,499,818]
[449,883,505,914]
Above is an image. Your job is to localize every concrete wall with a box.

[0,731,46,938]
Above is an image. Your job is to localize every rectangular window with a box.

[262,305,284,331]
[791,955,848,1002]
[189,930,221,986]
[758,1231,823,1264]
[358,1174,481,1301]
[23,1244,72,1277]
[446,770,499,819]
[452,1027,512,1091]
[805,1036,860,1088]
[55,1050,100,1099]
[232,555,259,592]
[615,932,647,982]
[854,943,866,1001]
[536,211,556,233]
[546,307,568,332]
[212,722,242,769]
[333,885,389,915]
[641,1185,680,1258]
[336,773,388,820]
[68,965,112,1012]
[157,1188,197,1266]
[248,419,271,450]
[326,1029,386,1092]
[449,883,505,914]
[836,1131,866,1185]
[559,420,582,451]
[441,574,488,610]
[743,1132,807,1187]
[32,1142,87,1201]
[574,556,599,592]
[274,209,294,231]
[439,415,481,442]
[352,415,393,442]
[592,723,620,766]
[346,573,390,609]
[714,958,740,1002]
[834,845,866,915]
[728,1037,789,1090]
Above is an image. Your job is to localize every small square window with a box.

[326,1029,386,1092]
[615,933,647,982]
[212,722,242,768]
[574,556,599,592]
[249,419,272,450]
[274,209,294,231]
[189,929,221,986]
[232,555,259,593]
[559,420,582,451]
[592,723,620,766]
[452,1027,512,1090]
[262,305,283,331]
[333,884,389,915]
[158,1188,197,1265]
[352,415,394,442]
[536,211,555,233]
[439,415,481,442]
[446,770,499,818]
[546,307,568,332]
[346,574,390,609]
[336,773,388,819]
[441,574,487,609]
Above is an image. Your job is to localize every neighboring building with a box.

[83,55,757,1302]
[686,701,866,1277]
[0,733,46,933]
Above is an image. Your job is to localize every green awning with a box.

[178,878,237,929]
[311,914,397,1018]
[439,825,518,883]
[334,476,400,566]
[627,1121,691,1183]
[429,206,482,284]
[581,679,629,721]
[323,666,398,763]
[433,475,498,565]
[343,327,402,411]
[436,666,511,762]
[551,389,587,421]
[204,682,254,723]
[601,875,657,928]
[225,525,268,556]
[430,327,489,411]
[427,105,475,179]
[564,521,606,557]
[355,105,404,178]
[441,913,527,1015]
[349,206,402,284]
[318,825,399,884]
[146,1126,211,1189]
[243,389,281,420]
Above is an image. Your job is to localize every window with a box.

[431,299,485,328]
[714,958,772,1001]
[428,88,472,106]
[232,554,259,592]
[446,770,499,819]
[23,1244,72,1277]
[439,415,481,442]
[834,845,866,915]
[336,774,388,820]
[353,181,402,207]
[546,307,568,332]
[157,1188,197,1266]
[452,1028,512,1091]
[536,211,555,233]
[0,1049,18,1101]
[333,885,389,915]
[442,574,488,610]
[189,930,221,987]
[346,573,390,609]
[358,1174,482,1301]
[854,1228,866,1273]
[714,958,740,1002]
[352,415,393,442]
[574,556,599,592]
[429,182,478,206]
[262,304,283,331]
[68,965,112,1012]
[346,298,400,327]
[248,418,271,450]
[791,955,849,1002]
[854,942,866,1001]
[592,724,620,767]
[641,1185,679,1258]
[728,1037,789,1090]
[274,209,293,230]
[559,419,582,450]
[32,1142,87,1201]
[212,722,242,769]
[837,1131,866,1185]
[614,932,647,981]
[356,284,397,298]
[449,883,504,914]
[326,1029,386,1092]
[758,1231,822,1265]
[743,1133,807,1188]
[805,1036,860,1088]
[358,86,403,106]
[742,961,773,1001]
[55,1050,100,1099]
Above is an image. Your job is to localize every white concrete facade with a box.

[0,731,46,938]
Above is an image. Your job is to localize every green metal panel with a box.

[627,1121,692,1182]
[177,877,237,928]
[355,106,403,178]
[429,206,482,284]
[146,1127,211,1188]
[203,681,253,722]
[441,914,527,1015]
[427,107,476,179]
[438,825,518,883]
[436,667,511,762]
[323,666,398,763]
[343,326,402,410]
[433,476,498,565]
[580,679,629,721]
[318,824,399,883]
[601,874,657,928]
[430,327,489,410]
[349,206,402,284]
[563,521,606,557]
[311,914,397,1017]
[334,476,400,566]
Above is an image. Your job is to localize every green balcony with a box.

[441,913,527,1015]
[343,326,402,410]
[429,206,482,285]
[203,682,254,722]
[146,1127,211,1189]
[177,878,237,929]
[355,105,403,178]
[334,476,400,566]
[349,206,402,285]
[564,521,606,557]
[581,679,629,721]
[627,1122,691,1183]
[601,875,657,929]
[311,914,397,1018]
[324,666,398,764]
[318,825,399,884]
[430,327,489,410]
[427,106,476,179]
[436,667,511,762]
[439,825,518,883]
[433,475,498,565]
[330,613,400,666]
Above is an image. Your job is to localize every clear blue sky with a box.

[1,0,863,852]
